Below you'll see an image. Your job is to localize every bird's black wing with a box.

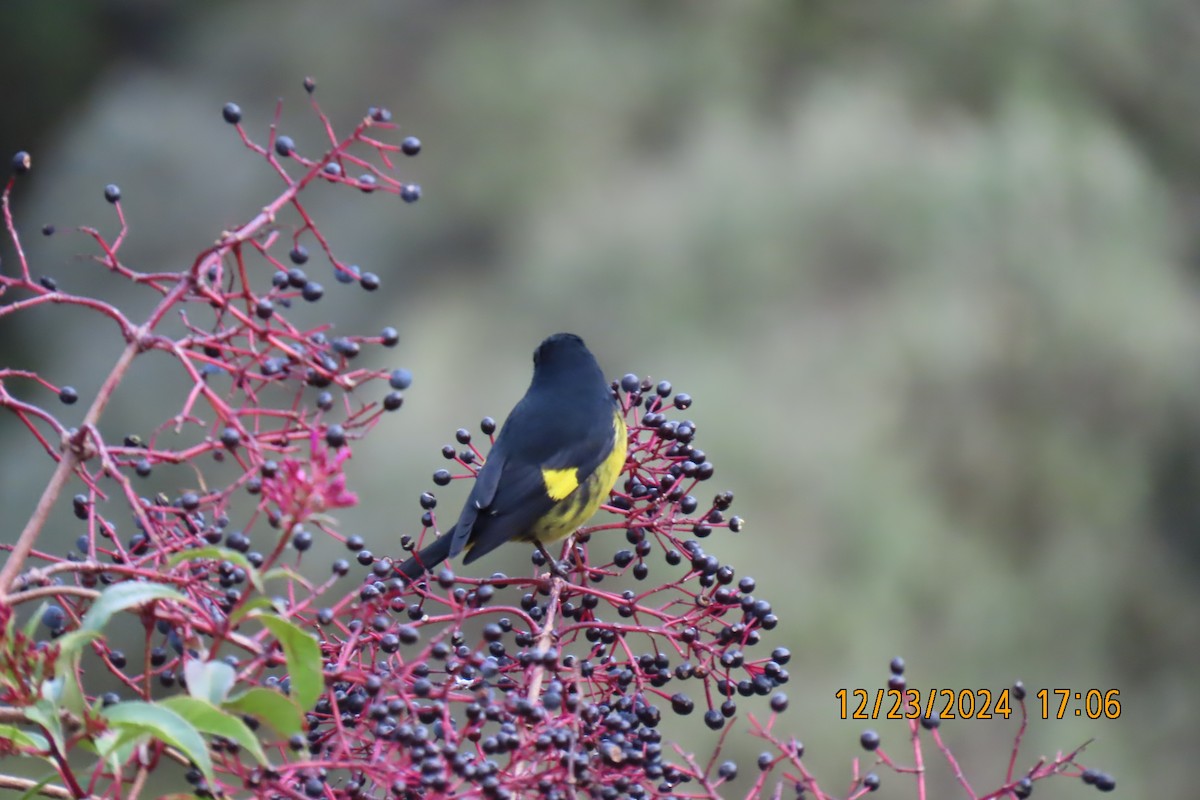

[448,446,507,558]
[459,460,558,562]
[540,414,618,475]
[462,412,618,562]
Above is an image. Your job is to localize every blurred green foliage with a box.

[2,0,1199,795]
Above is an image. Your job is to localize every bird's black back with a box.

[397,333,620,579]
[452,333,616,560]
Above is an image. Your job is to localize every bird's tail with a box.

[397,529,456,581]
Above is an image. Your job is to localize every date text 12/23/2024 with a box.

[836,687,1122,721]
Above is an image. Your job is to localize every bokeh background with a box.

[3,1,1199,796]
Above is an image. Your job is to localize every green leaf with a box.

[254,614,323,711]
[260,565,304,585]
[23,699,64,756]
[159,696,268,766]
[79,581,186,636]
[48,633,94,721]
[20,602,44,640]
[167,547,263,593]
[184,659,236,705]
[51,629,101,664]
[16,773,60,800]
[59,663,87,720]
[101,701,213,785]
[38,677,61,705]
[224,686,304,736]
[227,596,276,627]
[92,728,131,776]
[0,723,50,751]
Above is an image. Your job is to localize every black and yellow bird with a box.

[398,333,627,580]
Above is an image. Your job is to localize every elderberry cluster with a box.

[266,372,781,797]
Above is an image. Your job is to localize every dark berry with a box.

[255,299,274,319]
[389,369,413,390]
[863,773,880,792]
[11,151,31,174]
[275,136,295,157]
[220,427,240,449]
[401,136,421,156]
[222,103,242,124]
[670,693,693,715]
[380,327,399,347]
[335,264,360,284]
[104,184,121,203]
[703,710,724,730]
[326,425,346,448]
[42,604,66,631]
[383,391,404,411]
[323,162,342,178]
[332,338,359,357]
[303,77,316,93]
[41,225,55,236]
[58,386,78,405]
[281,269,305,289]
[1013,680,1026,700]
[674,393,692,409]
[770,693,788,712]
[359,272,380,291]
[289,246,309,265]
[401,184,421,203]
[620,374,640,393]
[717,761,737,780]
[889,656,905,675]
[302,281,324,302]
[292,529,313,551]
[860,730,880,751]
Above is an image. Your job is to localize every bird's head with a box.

[531,333,604,389]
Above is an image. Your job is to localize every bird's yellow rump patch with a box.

[541,467,580,500]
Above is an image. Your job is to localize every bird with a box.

[398,333,627,580]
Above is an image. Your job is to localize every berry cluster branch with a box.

[0,86,418,600]
[0,81,1118,800]
[0,81,420,798]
